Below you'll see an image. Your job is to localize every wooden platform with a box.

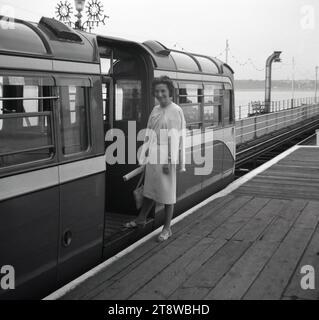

[62,146,319,300]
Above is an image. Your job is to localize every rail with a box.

[236,96,319,120]
[236,103,319,145]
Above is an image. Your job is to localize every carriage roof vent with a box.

[39,17,82,42]
[143,40,171,56]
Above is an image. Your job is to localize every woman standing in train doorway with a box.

[124,76,186,242]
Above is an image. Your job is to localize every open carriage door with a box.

[99,44,149,217]
[105,78,145,215]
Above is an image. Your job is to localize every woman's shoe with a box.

[123,220,146,229]
[157,228,172,242]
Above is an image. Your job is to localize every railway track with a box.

[235,117,319,177]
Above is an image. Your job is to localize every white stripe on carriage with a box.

[0,167,59,202]
[59,156,106,184]
[0,156,106,202]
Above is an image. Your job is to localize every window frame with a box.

[0,72,58,175]
[202,82,225,129]
[222,84,235,126]
[57,78,93,162]
[114,78,143,122]
[177,82,204,132]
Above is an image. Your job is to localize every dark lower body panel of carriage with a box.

[0,172,105,300]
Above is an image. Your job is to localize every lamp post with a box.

[315,66,318,103]
[264,51,282,113]
[74,0,86,30]
[55,0,109,32]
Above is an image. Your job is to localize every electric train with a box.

[0,17,235,299]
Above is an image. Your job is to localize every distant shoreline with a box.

[236,88,316,92]
[235,80,316,92]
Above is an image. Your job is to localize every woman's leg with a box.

[136,197,155,223]
[163,204,174,230]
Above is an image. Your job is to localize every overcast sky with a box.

[1,0,318,80]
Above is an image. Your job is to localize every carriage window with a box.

[101,58,112,75]
[223,89,233,125]
[60,86,89,155]
[178,83,203,130]
[115,80,142,121]
[0,76,56,168]
[204,105,222,127]
[204,84,223,104]
[203,83,223,127]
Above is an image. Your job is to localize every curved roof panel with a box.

[0,17,98,63]
[194,56,219,74]
[170,51,200,72]
[0,19,47,55]
[141,41,227,75]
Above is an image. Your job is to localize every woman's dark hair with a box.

[152,76,175,97]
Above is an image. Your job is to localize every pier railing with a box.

[236,96,319,120]
[236,102,319,145]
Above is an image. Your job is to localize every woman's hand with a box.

[163,164,170,175]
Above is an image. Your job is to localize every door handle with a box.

[62,229,72,247]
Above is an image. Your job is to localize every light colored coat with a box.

[140,103,186,204]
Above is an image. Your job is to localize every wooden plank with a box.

[249,177,319,188]
[258,199,308,243]
[243,203,319,301]
[94,234,215,300]
[169,287,210,300]
[204,240,280,300]
[234,187,319,201]
[178,240,251,290]
[208,197,270,240]
[241,182,319,193]
[130,237,226,300]
[293,201,319,229]
[261,166,319,176]
[233,199,287,242]
[91,233,205,300]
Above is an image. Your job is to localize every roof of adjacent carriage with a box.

[0,16,233,76]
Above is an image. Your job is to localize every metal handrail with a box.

[236,97,319,120]
[236,106,319,130]
[0,111,51,119]
[0,96,59,101]
[236,104,319,142]
[0,145,54,157]
[236,113,318,138]
[237,103,319,122]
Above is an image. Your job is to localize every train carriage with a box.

[0,17,235,299]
